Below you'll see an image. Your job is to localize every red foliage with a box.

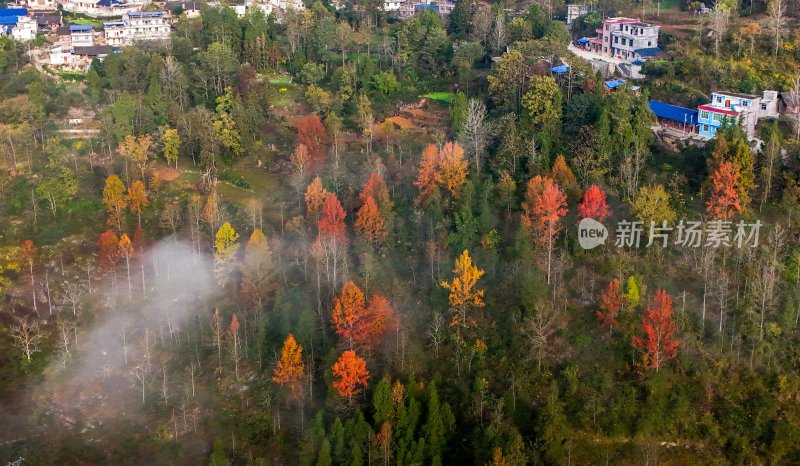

[318,193,346,239]
[293,115,329,172]
[596,278,622,330]
[522,176,567,246]
[706,161,744,221]
[632,289,680,372]
[578,185,610,221]
[414,144,440,205]
[360,172,392,211]
[361,294,395,350]
[332,350,370,403]
[332,281,367,349]
[97,230,120,268]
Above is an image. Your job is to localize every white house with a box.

[103,11,170,45]
[61,0,143,18]
[0,8,37,41]
[69,24,94,46]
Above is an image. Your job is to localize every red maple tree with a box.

[318,193,346,239]
[632,289,680,372]
[578,185,610,221]
[521,176,567,284]
[596,278,623,331]
[706,160,744,221]
[97,230,120,268]
[332,350,370,405]
[305,176,330,218]
[361,294,395,350]
[293,115,329,172]
[360,172,392,210]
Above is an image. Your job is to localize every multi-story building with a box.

[61,0,143,18]
[18,0,57,11]
[0,8,37,41]
[69,24,94,46]
[566,4,594,26]
[384,0,404,12]
[697,91,760,139]
[589,17,660,62]
[103,11,170,45]
[697,90,780,139]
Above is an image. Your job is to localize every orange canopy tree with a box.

[273,334,305,399]
[332,350,370,406]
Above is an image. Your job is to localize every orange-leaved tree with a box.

[240,228,276,311]
[355,195,385,243]
[578,185,610,221]
[305,176,330,219]
[436,141,468,199]
[414,144,440,205]
[521,175,567,285]
[706,160,745,221]
[118,233,134,300]
[97,230,120,269]
[596,278,623,332]
[361,293,395,350]
[273,333,305,399]
[332,350,370,406]
[632,289,680,372]
[332,280,367,349]
[440,249,485,327]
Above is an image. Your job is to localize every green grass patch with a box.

[421,92,454,104]
[59,71,85,82]
[267,75,294,85]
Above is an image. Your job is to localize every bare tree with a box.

[708,0,730,57]
[62,281,83,316]
[159,201,183,236]
[55,315,75,366]
[767,0,786,56]
[427,312,445,357]
[245,198,263,231]
[8,315,44,364]
[755,226,784,340]
[210,308,224,373]
[760,132,781,211]
[132,365,150,406]
[787,74,800,142]
[523,304,557,373]
[459,99,491,176]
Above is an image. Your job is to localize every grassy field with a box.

[421,92,454,104]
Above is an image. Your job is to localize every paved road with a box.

[567,44,624,65]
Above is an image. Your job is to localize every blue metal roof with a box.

[103,21,127,27]
[550,65,569,73]
[649,100,698,124]
[631,59,645,66]
[604,79,626,89]
[414,4,439,11]
[577,37,590,44]
[70,24,93,32]
[97,0,128,6]
[635,47,661,57]
[0,8,27,16]
[0,16,17,25]
[128,10,165,16]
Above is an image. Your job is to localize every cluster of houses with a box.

[649,90,784,142]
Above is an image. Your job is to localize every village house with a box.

[697,91,779,139]
[102,10,170,45]
[61,0,143,18]
[31,12,62,32]
[69,24,94,46]
[17,0,56,10]
[49,44,116,71]
[566,4,594,26]
[589,17,660,62]
[0,8,37,42]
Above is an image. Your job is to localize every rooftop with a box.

[649,100,698,124]
[72,45,115,56]
[712,91,759,100]
[636,47,662,57]
[603,17,640,24]
[127,10,167,17]
[69,24,93,32]
[0,8,27,17]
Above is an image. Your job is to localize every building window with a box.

[703,125,709,132]
[713,113,722,122]
[648,41,651,46]
[761,103,767,110]
[700,110,709,119]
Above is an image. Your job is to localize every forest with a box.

[0,0,800,464]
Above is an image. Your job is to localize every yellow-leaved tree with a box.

[440,249,485,327]
[214,222,239,280]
